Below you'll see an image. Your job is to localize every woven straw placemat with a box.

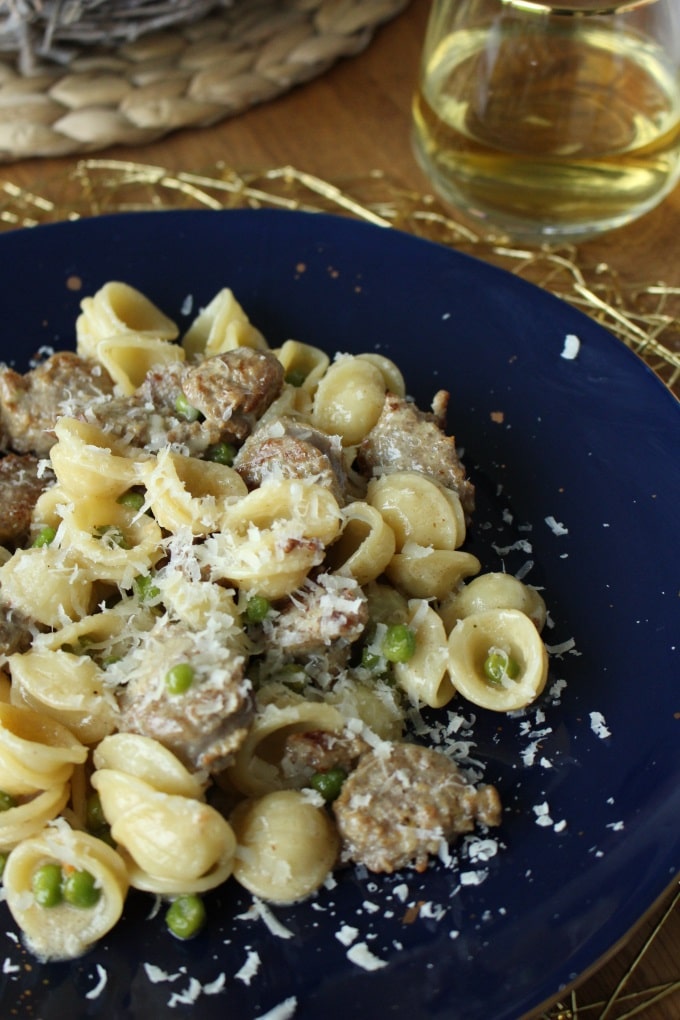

[0,0,409,162]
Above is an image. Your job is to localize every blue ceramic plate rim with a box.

[0,208,678,1020]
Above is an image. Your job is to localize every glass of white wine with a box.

[411,0,680,243]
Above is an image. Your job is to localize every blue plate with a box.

[0,209,678,1020]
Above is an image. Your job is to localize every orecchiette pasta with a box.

[8,648,118,745]
[447,609,549,712]
[230,790,339,903]
[76,281,178,359]
[226,692,347,798]
[386,546,481,601]
[4,822,129,961]
[0,277,554,962]
[141,447,247,535]
[439,571,548,632]
[49,418,143,500]
[368,471,467,551]
[182,287,267,359]
[0,546,95,627]
[93,770,236,894]
[0,704,87,795]
[312,354,387,445]
[326,501,396,585]
[394,600,455,708]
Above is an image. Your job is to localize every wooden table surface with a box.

[1,1,678,1017]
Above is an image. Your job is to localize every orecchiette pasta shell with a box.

[231,790,339,904]
[356,353,406,397]
[219,479,341,543]
[275,339,330,394]
[312,356,386,446]
[109,795,236,885]
[91,770,158,824]
[50,418,144,501]
[0,782,70,850]
[33,607,128,654]
[58,495,163,585]
[182,287,267,359]
[155,566,241,634]
[226,699,346,798]
[204,479,341,599]
[440,572,548,632]
[386,547,481,600]
[96,334,185,395]
[368,471,466,551]
[8,649,118,746]
[141,447,247,535]
[0,547,95,627]
[394,600,455,708]
[0,703,87,795]
[327,501,396,585]
[120,846,236,896]
[93,734,205,800]
[76,281,178,359]
[327,677,404,742]
[447,609,549,712]
[4,823,129,961]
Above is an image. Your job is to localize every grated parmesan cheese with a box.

[561,334,581,360]
[589,712,611,739]
[346,942,388,971]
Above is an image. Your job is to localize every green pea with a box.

[382,623,417,663]
[62,868,101,908]
[165,894,206,940]
[277,663,307,693]
[0,852,8,881]
[134,574,160,602]
[285,368,307,388]
[32,525,56,548]
[205,442,236,466]
[117,489,146,512]
[483,650,521,686]
[32,863,64,908]
[245,595,270,624]
[165,662,194,695]
[94,525,129,549]
[175,393,202,422]
[361,648,382,671]
[86,793,107,833]
[310,767,347,802]
[0,790,17,812]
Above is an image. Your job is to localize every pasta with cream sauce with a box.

[0,280,550,960]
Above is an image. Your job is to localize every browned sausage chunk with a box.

[0,352,115,455]
[0,454,53,548]
[116,620,254,774]
[356,392,475,517]
[182,348,284,441]
[333,741,501,873]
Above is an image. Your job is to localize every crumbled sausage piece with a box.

[356,392,475,517]
[280,730,369,779]
[262,574,368,657]
[0,454,53,548]
[0,604,38,657]
[116,621,254,774]
[333,742,501,873]
[182,348,284,441]
[234,415,351,504]
[79,361,223,454]
[0,352,115,456]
